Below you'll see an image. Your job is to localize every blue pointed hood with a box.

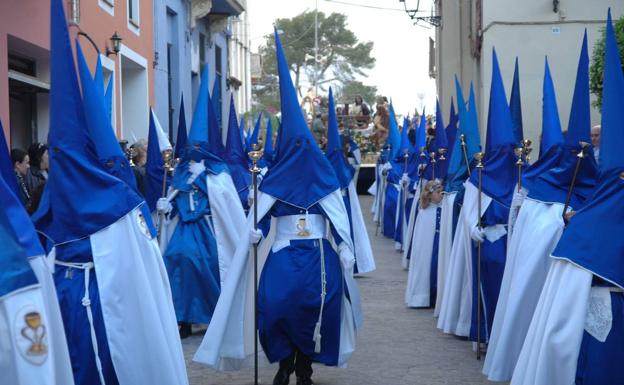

[397,116,413,159]
[552,11,624,288]
[445,98,459,168]
[208,84,226,159]
[263,116,275,166]
[93,53,105,100]
[415,108,427,158]
[0,197,37,298]
[433,98,450,179]
[387,103,401,161]
[326,87,354,188]
[105,76,113,123]
[0,121,19,196]
[523,58,565,189]
[509,58,524,144]
[76,40,138,190]
[225,93,251,195]
[33,0,142,243]
[259,29,340,209]
[189,67,210,144]
[529,30,598,209]
[174,95,188,159]
[469,48,518,206]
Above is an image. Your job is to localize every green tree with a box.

[254,11,375,111]
[336,80,378,107]
[589,16,624,108]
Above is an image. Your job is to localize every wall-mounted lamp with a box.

[106,32,122,57]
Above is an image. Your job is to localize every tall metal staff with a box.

[562,141,590,223]
[474,151,485,360]
[400,148,410,250]
[248,143,263,385]
[157,149,174,241]
[459,134,471,177]
[376,144,391,236]
[429,151,437,180]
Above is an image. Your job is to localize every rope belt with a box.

[274,214,327,353]
[55,260,106,385]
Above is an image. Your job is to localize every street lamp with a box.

[106,32,122,57]
[399,0,441,27]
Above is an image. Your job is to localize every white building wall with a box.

[436,0,624,150]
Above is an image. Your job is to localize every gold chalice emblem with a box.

[21,312,47,355]
[296,218,310,237]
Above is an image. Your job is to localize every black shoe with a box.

[296,378,314,385]
[272,368,291,385]
[179,322,192,339]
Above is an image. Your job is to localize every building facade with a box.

[152,0,250,146]
[0,0,155,148]
[433,0,624,147]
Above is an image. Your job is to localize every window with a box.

[98,0,114,16]
[128,0,139,28]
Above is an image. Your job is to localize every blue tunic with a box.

[163,173,220,324]
[575,280,624,384]
[54,238,119,385]
[470,199,509,343]
[383,183,399,238]
[429,207,442,306]
[258,201,344,365]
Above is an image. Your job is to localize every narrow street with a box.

[183,195,493,385]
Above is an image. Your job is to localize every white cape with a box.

[159,172,246,285]
[405,204,438,307]
[437,182,492,336]
[193,190,361,370]
[434,191,457,317]
[484,198,565,381]
[511,260,591,385]
[89,206,188,385]
[347,181,376,273]
[402,180,423,269]
[0,274,74,385]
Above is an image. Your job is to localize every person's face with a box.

[355,96,362,104]
[431,189,443,204]
[15,155,30,176]
[591,126,601,147]
[40,149,49,170]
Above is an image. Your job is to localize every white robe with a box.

[0,274,74,385]
[85,206,188,385]
[484,198,565,381]
[159,172,246,286]
[405,203,439,307]
[511,260,592,385]
[437,182,492,336]
[347,181,376,274]
[434,191,457,317]
[193,190,361,370]
[401,180,422,270]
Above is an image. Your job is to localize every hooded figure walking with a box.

[193,29,362,385]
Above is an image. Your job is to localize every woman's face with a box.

[430,189,443,204]
[40,149,49,170]
[15,155,30,176]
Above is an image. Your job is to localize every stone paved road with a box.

[183,195,494,385]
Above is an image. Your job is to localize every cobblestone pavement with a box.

[183,195,495,385]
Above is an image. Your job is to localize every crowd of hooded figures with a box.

[1,1,378,385]
[3,2,624,385]
[369,9,623,385]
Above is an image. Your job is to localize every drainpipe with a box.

[70,0,80,24]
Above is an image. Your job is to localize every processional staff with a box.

[474,151,485,361]
[562,141,590,223]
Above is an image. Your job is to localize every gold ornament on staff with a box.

[248,143,263,385]
[157,148,176,241]
[562,141,590,223]
[460,134,471,177]
[429,151,437,180]
[438,147,447,161]
[474,151,485,361]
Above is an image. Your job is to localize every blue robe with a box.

[257,201,344,365]
[163,172,221,324]
[430,206,442,306]
[470,199,509,343]
[54,238,119,385]
[575,279,624,384]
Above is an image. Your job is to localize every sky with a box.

[247,0,437,117]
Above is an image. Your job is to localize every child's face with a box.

[430,189,443,204]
